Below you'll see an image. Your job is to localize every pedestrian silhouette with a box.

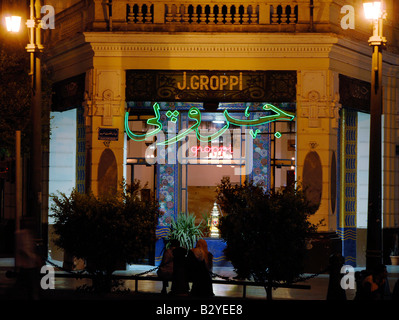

[157,239,179,294]
[187,239,214,297]
[326,253,347,300]
[170,240,190,296]
[356,264,388,300]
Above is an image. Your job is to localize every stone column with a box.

[296,70,341,231]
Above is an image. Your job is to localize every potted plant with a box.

[390,234,399,266]
[167,212,205,250]
[216,177,320,300]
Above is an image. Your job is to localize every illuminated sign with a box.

[125,103,295,145]
[177,72,243,91]
[190,145,233,158]
[126,70,297,102]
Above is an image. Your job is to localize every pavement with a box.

[1,257,399,302]
[2,258,397,319]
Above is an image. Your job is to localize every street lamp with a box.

[4,0,44,244]
[5,16,22,32]
[363,1,382,20]
[363,0,386,271]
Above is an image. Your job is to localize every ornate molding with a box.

[90,43,332,58]
[297,70,341,129]
[85,32,336,58]
[83,69,124,127]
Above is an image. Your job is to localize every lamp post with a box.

[363,0,386,271]
[5,0,43,243]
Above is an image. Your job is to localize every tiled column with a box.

[83,68,125,196]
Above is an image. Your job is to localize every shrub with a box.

[50,181,159,292]
[216,177,319,299]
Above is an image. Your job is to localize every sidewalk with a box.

[1,257,399,300]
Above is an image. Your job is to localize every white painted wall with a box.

[48,109,77,224]
[357,112,370,229]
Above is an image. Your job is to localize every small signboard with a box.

[98,128,119,141]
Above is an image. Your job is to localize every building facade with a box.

[30,0,399,268]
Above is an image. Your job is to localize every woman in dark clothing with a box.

[170,241,190,296]
[157,239,179,294]
[326,253,347,300]
[188,239,214,297]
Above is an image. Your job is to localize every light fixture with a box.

[362,0,387,270]
[5,15,22,32]
[363,1,382,20]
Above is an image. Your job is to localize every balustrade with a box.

[47,0,396,52]
[125,2,299,25]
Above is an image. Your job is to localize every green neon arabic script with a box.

[125,103,295,145]
[124,102,163,141]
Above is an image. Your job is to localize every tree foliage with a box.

[0,39,31,158]
[216,177,319,299]
[0,35,52,159]
[50,181,160,290]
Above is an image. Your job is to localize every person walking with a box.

[157,239,179,294]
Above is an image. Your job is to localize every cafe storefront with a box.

[124,69,297,265]
[45,25,399,269]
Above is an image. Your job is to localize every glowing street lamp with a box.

[4,0,44,244]
[5,15,21,32]
[363,1,382,20]
[363,0,386,271]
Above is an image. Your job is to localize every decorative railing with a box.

[125,2,298,25]
[46,0,399,54]
[46,0,307,45]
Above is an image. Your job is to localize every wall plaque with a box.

[98,128,119,141]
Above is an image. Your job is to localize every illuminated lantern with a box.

[210,202,220,238]
[5,15,22,32]
[362,1,382,20]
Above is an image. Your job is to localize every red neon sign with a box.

[190,145,233,158]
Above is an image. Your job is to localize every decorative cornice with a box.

[45,35,94,82]
[90,43,333,58]
[84,32,337,58]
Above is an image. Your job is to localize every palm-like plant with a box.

[167,212,204,250]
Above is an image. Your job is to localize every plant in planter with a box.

[166,212,205,250]
[216,177,320,300]
[50,181,159,293]
[390,234,399,266]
